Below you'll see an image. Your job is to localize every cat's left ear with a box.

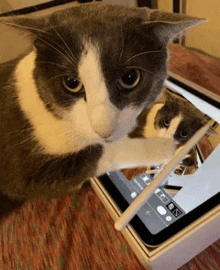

[143,9,206,43]
[0,14,49,37]
[0,15,56,54]
[201,116,219,136]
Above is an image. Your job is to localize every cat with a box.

[0,2,205,218]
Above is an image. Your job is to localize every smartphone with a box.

[97,140,220,247]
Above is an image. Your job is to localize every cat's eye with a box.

[118,69,141,90]
[62,76,83,93]
[180,131,189,138]
[163,119,170,127]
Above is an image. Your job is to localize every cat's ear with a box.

[198,115,219,136]
[203,120,219,136]
[206,126,219,136]
[163,90,177,104]
[164,89,188,104]
[0,15,54,52]
[143,9,206,43]
[0,15,49,38]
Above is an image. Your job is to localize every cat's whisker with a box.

[119,26,125,61]
[7,127,33,135]
[40,73,68,88]
[2,21,76,66]
[2,22,49,35]
[41,16,77,64]
[14,134,34,147]
[36,36,75,67]
[33,32,77,65]
[35,61,76,72]
[28,145,41,157]
[30,6,77,64]
[126,50,167,63]
[0,62,19,67]
[125,65,162,78]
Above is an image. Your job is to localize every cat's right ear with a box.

[143,9,207,44]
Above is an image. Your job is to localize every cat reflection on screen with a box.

[123,89,210,180]
[0,2,205,218]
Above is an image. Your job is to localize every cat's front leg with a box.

[96,136,176,176]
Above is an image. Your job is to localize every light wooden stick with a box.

[114,119,214,231]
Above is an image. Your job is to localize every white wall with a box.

[157,0,173,12]
[185,0,220,58]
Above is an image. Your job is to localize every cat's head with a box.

[1,3,205,142]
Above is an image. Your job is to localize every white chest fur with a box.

[15,51,102,155]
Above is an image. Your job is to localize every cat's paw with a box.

[146,137,176,165]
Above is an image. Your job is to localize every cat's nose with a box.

[96,128,115,139]
[89,104,119,139]
[93,123,116,139]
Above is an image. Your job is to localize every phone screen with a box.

[106,144,220,236]
[107,170,183,235]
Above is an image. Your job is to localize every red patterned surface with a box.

[0,192,146,270]
[178,241,220,270]
[0,45,219,269]
[169,44,220,97]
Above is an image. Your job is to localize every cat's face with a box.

[1,3,205,154]
[30,4,172,142]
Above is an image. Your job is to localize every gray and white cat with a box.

[0,3,204,218]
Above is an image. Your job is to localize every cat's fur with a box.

[0,3,205,218]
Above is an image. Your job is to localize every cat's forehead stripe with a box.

[143,103,164,137]
[166,114,183,138]
[78,43,107,104]
[78,42,120,138]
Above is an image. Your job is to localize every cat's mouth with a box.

[104,136,119,143]
[103,128,130,142]
[103,131,127,143]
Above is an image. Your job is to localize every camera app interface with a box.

[107,144,220,235]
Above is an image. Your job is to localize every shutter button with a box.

[157,206,167,215]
